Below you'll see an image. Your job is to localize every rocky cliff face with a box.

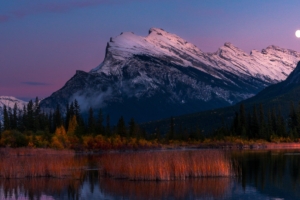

[40,28,300,123]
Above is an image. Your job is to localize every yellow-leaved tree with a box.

[67,115,78,135]
[51,125,70,149]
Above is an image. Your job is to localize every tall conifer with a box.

[3,105,9,130]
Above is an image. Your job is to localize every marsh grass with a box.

[99,150,234,181]
[0,148,88,179]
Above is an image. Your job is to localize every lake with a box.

[1,149,300,200]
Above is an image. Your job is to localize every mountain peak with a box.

[42,28,300,123]
[91,28,299,84]
[148,27,166,35]
[91,28,204,74]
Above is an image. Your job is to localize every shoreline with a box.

[2,142,300,153]
[156,142,300,151]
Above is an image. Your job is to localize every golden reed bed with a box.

[0,148,87,179]
[99,150,234,181]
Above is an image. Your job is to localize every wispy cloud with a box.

[21,81,50,86]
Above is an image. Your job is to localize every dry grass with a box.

[0,148,88,179]
[99,150,234,181]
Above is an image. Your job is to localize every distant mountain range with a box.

[142,61,300,134]
[38,28,300,123]
[0,96,27,121]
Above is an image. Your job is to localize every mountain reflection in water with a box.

[1,149,300,199]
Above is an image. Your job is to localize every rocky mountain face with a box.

[143,61,300,134]
[0,96,27,121]
[242,61,300,105]
[40,28,300,123]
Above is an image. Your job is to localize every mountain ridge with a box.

[40,28,300,123]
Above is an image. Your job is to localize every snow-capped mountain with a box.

[40,28,300,123]
[0,96,27,121]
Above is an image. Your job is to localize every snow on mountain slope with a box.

[0,96,27,121]
[0,96,27,108]
[40,28,300,123]
[91,28,299,83]
[209,43,299,82]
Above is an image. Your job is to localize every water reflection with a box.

[233,150,300,199]
[0,178,82,200]
[0,175,233,200]
[1,150,300,199]
[99,177,232,200]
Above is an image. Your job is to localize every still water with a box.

[1,149,300,200]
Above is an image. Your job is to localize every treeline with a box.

[214,102,300,141]
[0,98,152,149]
[2,97,300,149]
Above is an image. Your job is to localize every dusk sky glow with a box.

[1,0,300,101]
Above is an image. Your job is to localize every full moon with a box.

[296,30,300,38]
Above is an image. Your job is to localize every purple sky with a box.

[1,0,300,101]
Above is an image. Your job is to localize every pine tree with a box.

[34,97,40,131]
[54,105,62,130]
[288,102,297,132]
[88,107,95,134]
[167,117,175,140]
[69,102,74,118]
[231,111,240,136]
[96,109,104,135]
[21,105,27,131]
[39,111,49,132]
[3,105,10,130]
[26,100,34,131]
[251,105,259,138]
[296,101,300,135]
[8,107,13,130]
[271,108,277,136]
[128,118,137,138]
[0,120,2,134]
[266,109,273,140]
[11,103,18,130]
[116,116,126,137]
[155,126,161,141]
[74,99,80,121]
[239,103,246,130]
[277,112,287,137]
[67,115,78,135]
[105,114,111,136]
[65,102,70,131]
[48,111,54,133]
[258,104,266,139]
